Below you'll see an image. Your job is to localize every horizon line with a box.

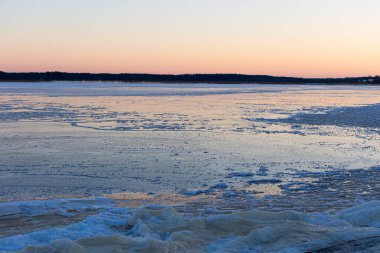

[1,71,379,80]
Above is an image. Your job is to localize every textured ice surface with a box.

[0,83,380,205]
[1,82,380,251]
[260,103,380,129]
[1,198,380,252]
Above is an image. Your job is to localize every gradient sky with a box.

[1,0,380,77]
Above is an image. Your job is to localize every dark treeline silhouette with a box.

[0,71,379,84]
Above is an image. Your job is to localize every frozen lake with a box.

[1,82,380,252]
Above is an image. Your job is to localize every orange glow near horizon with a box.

[1,0,380,78]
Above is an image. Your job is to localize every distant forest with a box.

[0,71,379,84]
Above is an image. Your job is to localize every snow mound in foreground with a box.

[1,199,380,252]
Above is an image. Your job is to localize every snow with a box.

[1,199,380,252]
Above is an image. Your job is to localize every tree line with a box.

[0,71,379,84]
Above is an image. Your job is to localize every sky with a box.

[1,0,379,77]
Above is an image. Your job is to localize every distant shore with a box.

[0,71,379,85]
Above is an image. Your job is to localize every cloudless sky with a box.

[1,0,379,77]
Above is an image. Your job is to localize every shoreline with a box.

[1,80,379,86]
[0,72,379,85]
